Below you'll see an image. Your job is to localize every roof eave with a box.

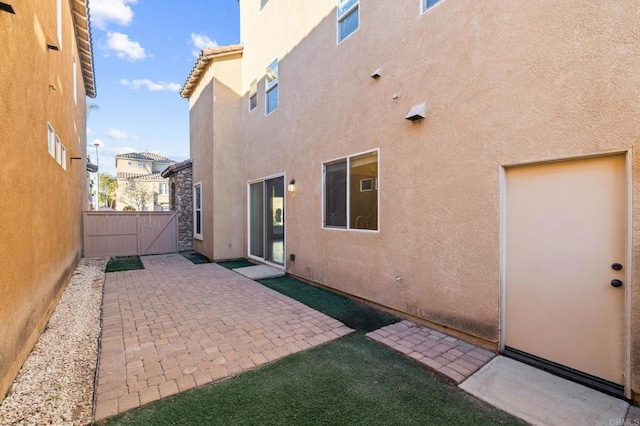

[71,0,96,98]
[180,45,243,99]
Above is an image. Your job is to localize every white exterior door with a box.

[505,154,626,385]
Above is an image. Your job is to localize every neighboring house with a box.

[115,152,175,211]
[161,159,194,252]
[182,1,640,402]
[0,1,95,402]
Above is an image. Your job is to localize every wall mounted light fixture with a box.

[288,179,296,192]
[405,102,427,121]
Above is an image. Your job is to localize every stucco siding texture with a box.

[189,71,215,260]
[0,2,89,400]
[211,58,244,260]
[231,0,640,390]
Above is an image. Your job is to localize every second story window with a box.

[422,0,443,14]
[266,59,278,115]
[137,162,144,168]
[338,0,359,43]
[249,79,257,111]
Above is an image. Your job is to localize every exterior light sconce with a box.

[405,102,427,122]
[371,68,382,79]
[288,179,296,192]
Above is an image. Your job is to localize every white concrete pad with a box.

[233,265,286,280]
[459,356,629,426]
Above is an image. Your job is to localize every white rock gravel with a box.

[0,258,108,425]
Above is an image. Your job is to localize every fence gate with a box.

[83,211,178,257]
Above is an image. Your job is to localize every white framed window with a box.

[127,161,133,166]
[249,79,257,111]
[421,0,443,14]
[266,59,278,115]
[55,135,62,165]
[323,149,379,231]
[159,182,168,195]
[137,162,144,168]
[56,0,62,49]
[193,182,203,240]
[337,0,359,43]
[47,123,56,157]
[61,144,67,170]
[73,56,77,105]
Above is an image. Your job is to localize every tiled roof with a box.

[161,159,192,178]
[71,0,96,97]
[115,152,175,162]
[117,172,166,181]
[181,45,244,99]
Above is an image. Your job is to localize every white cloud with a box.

[106,128,138,140]
[190,33,218,57]
[120,79,181,92]
[105,32,146,61]
[90,0,137,30]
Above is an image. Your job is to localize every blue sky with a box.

[87,0,240,176]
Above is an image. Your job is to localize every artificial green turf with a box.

[105,256,144,273]
[257,275,399,332]
[105,333,525,426]
[216,259,256,269]
[180,250,212,264]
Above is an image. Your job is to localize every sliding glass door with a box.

[248,176,285,265]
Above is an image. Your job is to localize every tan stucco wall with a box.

[232,0,640,396]
[211,57,244,260]
[186,0,640,398]
[0,1,89,400]
[189,66,216,259]
[188,54,244,260]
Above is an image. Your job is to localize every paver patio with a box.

[94,254,354,421]
[367,320,496,383]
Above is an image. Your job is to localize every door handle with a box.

[611,279,623,288]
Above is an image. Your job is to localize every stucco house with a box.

[182,0,640,402]
[115,152,175,211]
[0,0,95,401]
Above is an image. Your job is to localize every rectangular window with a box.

[249,79,257,111]
[61,144,67,170]
[323,150,378,231]
[137,162,144,167]
[193,182,202,239]
[338,0,359,43]
[56,0,62,49]
[55,135,62,164]
[127,161,133,166]
[159,182,168,195]
[422,0,443,13]
[266,59,278,114]
[47,123,56,157]
[73,56,77,105]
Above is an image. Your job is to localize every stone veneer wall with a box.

[168,165,193,252]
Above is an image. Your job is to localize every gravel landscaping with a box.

[0,258,107,425]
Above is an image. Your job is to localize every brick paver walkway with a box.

[366,320,495,383]
[94,254,353,421]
